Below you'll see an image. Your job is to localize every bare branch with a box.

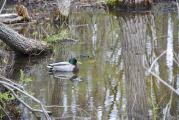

[148,50,166,73]
[0,0,6,14]
[0,76,24,90]
[144,68,179,96]
[0,104,12,120]
[0,77,52,120]
[3,84,48,113]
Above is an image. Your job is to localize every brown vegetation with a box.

[52,7,68,25]
[15,4,31,21]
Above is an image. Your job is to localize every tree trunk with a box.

[0,22,51,55]
[120,14,149,119]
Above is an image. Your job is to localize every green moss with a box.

[44,29,69,43]
[0,92,14,102]
[106,0,118,6]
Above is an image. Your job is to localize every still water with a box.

[1,2,179,120]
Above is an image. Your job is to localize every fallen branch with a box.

[0,76,52,120]
[147,50,166,73]
[0,22,51,55]
[143,48,179,96]
[3,84,48,113]
[0,104,12,120]
[0,76,24,90]
[144,67,179,96]
[0,14,24,24]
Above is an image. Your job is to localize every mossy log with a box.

[0,22,51,55]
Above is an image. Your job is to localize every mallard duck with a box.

[47,58,79,72]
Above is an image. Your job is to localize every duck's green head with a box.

[69,58,77,65]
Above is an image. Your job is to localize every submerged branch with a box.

[144,68,179,96]
[147,50,166,73]
[144,46,179,95]
[46,105,80,108]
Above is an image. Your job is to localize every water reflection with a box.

[166,14,173,83]
[49,71,79,81]
[120,14,149,119]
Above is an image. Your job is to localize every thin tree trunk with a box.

[0,22,51,55]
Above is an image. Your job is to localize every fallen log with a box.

[0,22,51,55]
[0,13,24,24]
